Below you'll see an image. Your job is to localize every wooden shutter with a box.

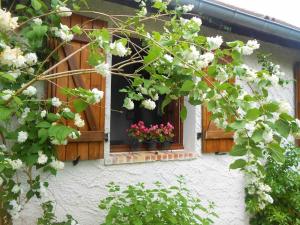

[202,75,234,153]
[294,62,300,146]
[48,15,107,161]
[202,106,234,153]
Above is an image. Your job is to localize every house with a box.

[15,0,300,224]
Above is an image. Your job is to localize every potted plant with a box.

[158,122,175,149]
[144,124,159,150]
[127,121,146,151]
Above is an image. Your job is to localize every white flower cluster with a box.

[50,158,64,170]
[176,4,194,12]
[110,41,131,57]
[236,40,260,55]
[17,131,28,143]
[207,36,223,50]
[74,113,85,128]
[52,23,74,42]
[142,99,156,110]
[0,44,38,69]
[38,151,48,165]
[41,110,47,118]
[51,97,62,107]
[246,164,274,210]
[1,89,14,101]
[8,200,22,219]
[88,88,104,104]
[56,6,72,17]
[123,97,134,110]
[95,62,110,77]
[33,18,42,25]
[18,107,30,124]
[6,158,23,170]
[22,85,37,96]
[180,16,202,40]
[182,46,214,69]
[0,9,18,31]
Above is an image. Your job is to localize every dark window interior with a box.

[110,37,183,151]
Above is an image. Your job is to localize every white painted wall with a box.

[14,1,300,225]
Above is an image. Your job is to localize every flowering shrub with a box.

[0,0,299,223]
[99,176,217,225]
[246,149,300,225]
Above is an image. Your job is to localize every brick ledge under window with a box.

[105,150,198,165]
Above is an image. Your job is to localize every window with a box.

[110,37,183,152]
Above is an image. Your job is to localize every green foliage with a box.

[247,149,300,225]
[99,177,217,225]
[37,201,79,225]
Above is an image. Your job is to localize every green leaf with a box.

[252,129,264,143]
[269,143,285,163]
[36,121,51,128]
[246,108,261,121]
[250,147,262,157]
[0,72,16,82]
[31,0,42,10]
[0,107,12,120]
[38,128,48,144]
[16,4,27,10]
[263,102,279,112]
[275,119,290,138]
[73,99,88,113]
[230,145,247,156]
[72,25,82,35]
[46,113,60,122]
[180,106,187,120]
[230,159,247,169]
[180,80,194,92]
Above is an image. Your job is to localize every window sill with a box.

[105,150,198,165]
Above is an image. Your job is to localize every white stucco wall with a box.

[14,1,300,225]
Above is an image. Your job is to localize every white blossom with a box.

[51,97,62,107]
[40,110,47,118]
[183,45,200,63]
[74,113,85,128]
[50,159,64,170]
[33,18,42,25]
[22,85,37,96]
[53,24,74,42]
[181,4,194,12]
[142,99,156,110]
[18,107,30,124]
[123,97,134,110]
[91,88,104,103]
[57,6,72,17]
[262,129,273,143]
[191,17,202,27]
[0,9,18,31]
[110,41,130,57]
[278,100,292,114]
[25,53,38,66]
[246,40,260,50]
[1,89,14,101]
[0,46,26,68]
[17,131,28,143]
[207,36,223,50]
[163,54,173,63]
[95,62,110,77]
[0,144,7,151]
[37,151,48,165]
[7,159,23,170]
[245,122,256,136]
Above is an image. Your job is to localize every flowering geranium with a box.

[157,123,175,143]
[127,121,148,142]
